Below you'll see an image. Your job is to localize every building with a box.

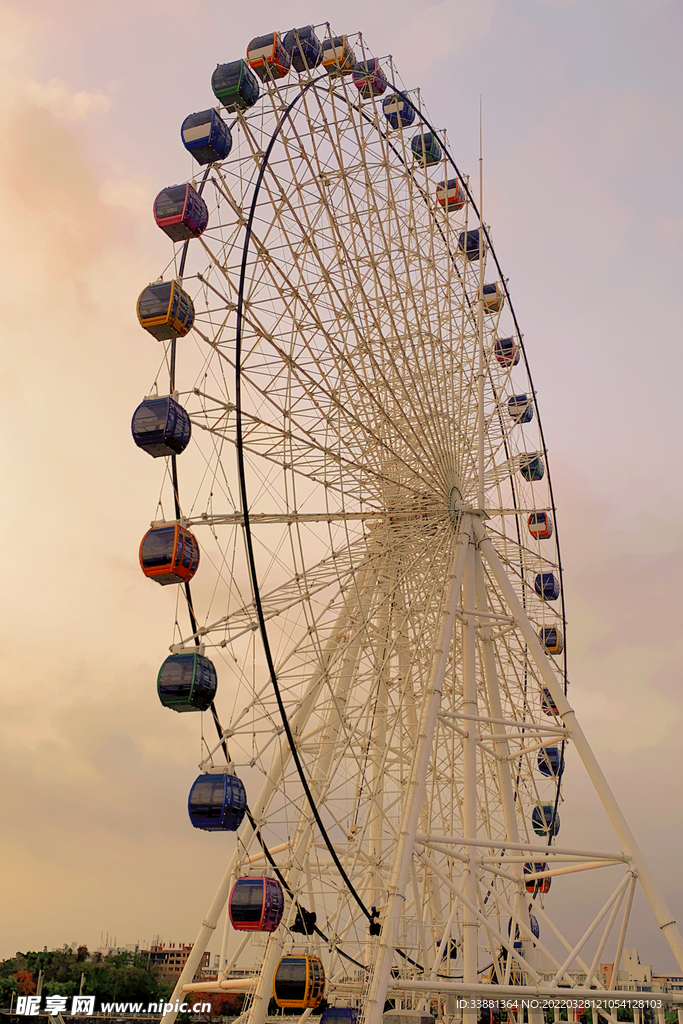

[148,943,210,981]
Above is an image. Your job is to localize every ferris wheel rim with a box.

[219,62,568,942]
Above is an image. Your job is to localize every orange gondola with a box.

[139,524,200,585]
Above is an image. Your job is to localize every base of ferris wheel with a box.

[160,525,683,1024]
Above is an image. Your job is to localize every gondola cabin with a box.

[508,394,533,424]
[411,129,442,166]
[458,228,485,262]
[534,572,560,601]
[519,453,545,482]
[528,511,553,539]
[532,803,560,837]
[131,396,191,458]
[494,336,520,366]
[483,281,505,313]
[153,184,209,242]
[139,524,200,585]
[541,687,559,716]
[507,919,523,951]
[530,914,540,941]
[247,33,291,81]
[321,35,356,75]
[524,862,551,894]
[157,651,217,712]
[284,26,323,72]
[228,876,285,932]
[188,770,247,831]
[436,939,459,960]
[137,281,195,340]
[382,92,415,129]
[352,59,387,98]
[181,109,232,164]
[321,1009,360,1024]
[436,177,466,211]
[539,626,564,654]
[211,59,260,112]
[273,956,325,1009]
[538,746,564,778]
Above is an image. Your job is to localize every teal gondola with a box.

[212,59,260,112]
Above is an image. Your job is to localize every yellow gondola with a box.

[137,281,195,341]
[273,956,325,1009]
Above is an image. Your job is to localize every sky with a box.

[0,0,682,976]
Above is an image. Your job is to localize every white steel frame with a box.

[136,23,683,1024]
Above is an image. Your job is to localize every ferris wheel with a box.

[132,23,683,1024]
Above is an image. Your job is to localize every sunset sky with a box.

[1,0,682,973]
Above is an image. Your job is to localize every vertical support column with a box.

[248,565,377,1024]
[362,518,472,1024]
[461,541,478,1024]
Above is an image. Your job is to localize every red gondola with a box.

[153,183,208,242]
[524,862,551,893]
[541,687,559,716]
[229,876,285,932]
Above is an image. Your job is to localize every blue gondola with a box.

[538,746,564,778]
[519,453,545,481]
[211,59,260,112]
[283,26,323,72]
[181,109,232,165]
[410,130,442,166]
[153,183,209,242]
[532,803,560,837]
[188,770,247,831]
[539,626,564,654]
[137,281,195,341]
[508,917,537,951]
[494,336,520,366]
[229,876,284,932]
[541,687,559,715]
[458,229,485,262]
[483,281,505,313]
[131,396,191,458]
[382,92,415,129]
[273,956,325,1009]
[157,651,217,712]
[321,1009,360,1024]
[534,572,560,601]
[528,510,553,539]
[508,394,533,424]
[352,59,387,98]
